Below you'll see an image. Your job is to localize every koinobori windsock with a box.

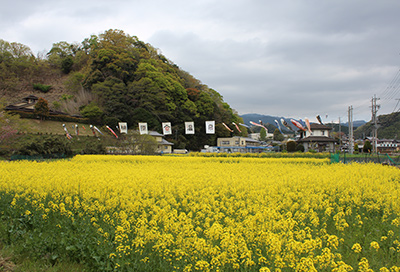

[62,124,72,139]
[316,115,324,125]
[94,126,104,135]
[305,117,312,134]
[232,122,242,132]
[106,125,118,138]
[290,119,307,131]
[222,122,233,132]
[90,125,96,136]
[280,119,293,131]
[250,121,268,133]
[274,119,283,134]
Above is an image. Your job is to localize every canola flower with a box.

[0,155,399,271]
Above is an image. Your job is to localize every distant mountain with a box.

[341,120,367,128]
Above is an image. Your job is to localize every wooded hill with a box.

[0,29,246,150]
[354,111,400,139]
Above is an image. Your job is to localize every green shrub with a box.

[16,135,72,156]
[82,141,106,154]
[286,141,297,152]
[296,144,305,152]
[33,83,52,93]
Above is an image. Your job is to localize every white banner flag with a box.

[185,121,195,134]
[205,121,215,134]
[138,122,148,135]
[118,122,128,134]
[162,122,172,135]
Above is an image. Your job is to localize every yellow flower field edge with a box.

[0,155,399,271]
[187,152,330,159]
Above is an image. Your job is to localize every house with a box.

[5,95,68,116]
[297,123,336,152]
[148,131,173,154]
[106,130,173,155]
[249,132,274,140]
[5,95,39,112]
[377,138,399,154]
[217,136,266,153]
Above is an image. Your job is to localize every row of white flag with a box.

[118,121,216,135]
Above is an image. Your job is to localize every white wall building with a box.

[297,123,336,152]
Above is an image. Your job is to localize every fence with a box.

[330,153,400,166]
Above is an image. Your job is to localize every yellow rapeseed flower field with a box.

[0,155,399,271]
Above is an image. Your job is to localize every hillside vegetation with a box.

[0,29,246,151]
[354,111,400,139]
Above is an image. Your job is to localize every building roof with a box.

[310,123,332,130]
[298,136,336,143]
[244,137,260,143]
[378,139,399,143]
[148,131,164,137]
[160,138,174,145]
[219,136,260,143]
[147,131,174,145]
[23,95,39,101]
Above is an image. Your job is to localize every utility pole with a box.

[348,106,354,154]
[371,95,380,153]
[338,117,341,151]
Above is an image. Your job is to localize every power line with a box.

[380,68,400,100]
[393,98,400,112]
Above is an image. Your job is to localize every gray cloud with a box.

[1,0,400,121]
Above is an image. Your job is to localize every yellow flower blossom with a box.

[370,241,380,251]
[352,243,362,253]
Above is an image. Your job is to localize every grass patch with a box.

[0,242,88,272]
[24,119,95,136]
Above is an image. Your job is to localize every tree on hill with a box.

[47,41,80,74]
[80,102,103,123]
[0,39,36,92]
[34,97,49,120]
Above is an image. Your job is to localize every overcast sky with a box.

[2,0,400,122]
